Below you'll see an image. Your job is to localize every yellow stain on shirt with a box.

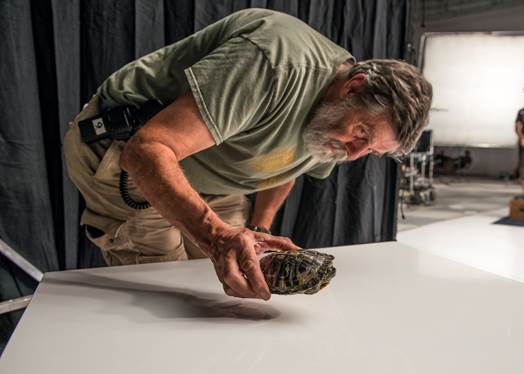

[257,175,287,190]
[250,147,296,173]
[250,147,296,190]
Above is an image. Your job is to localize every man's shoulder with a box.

[226,8,308,29]
[518,108,524,122]
[228,9,352,71]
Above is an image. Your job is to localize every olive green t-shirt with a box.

[97,8,353,194]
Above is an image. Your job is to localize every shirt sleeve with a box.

[184,37,275,144]
[96,47,184,110]
[306,162,336,179]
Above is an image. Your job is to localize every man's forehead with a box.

[371,118,399,152]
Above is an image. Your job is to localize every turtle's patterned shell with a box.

[260,250,336,295]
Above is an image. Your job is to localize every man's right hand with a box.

[209,227,300,300]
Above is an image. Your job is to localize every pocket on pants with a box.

[93,140,125,183]
[85,227,113,253]
[85,222,137,265]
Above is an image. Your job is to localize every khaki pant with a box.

[63,96,250,266]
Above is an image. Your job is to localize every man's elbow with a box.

[119,135,142,172]
[119,132,180,173]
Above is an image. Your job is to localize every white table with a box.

[1,242,524,373]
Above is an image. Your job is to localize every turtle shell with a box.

[260,250,336,295]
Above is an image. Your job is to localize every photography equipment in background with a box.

[434,149,472,176]
[399,129,435,209]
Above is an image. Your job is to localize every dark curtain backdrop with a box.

[0,0,409,352]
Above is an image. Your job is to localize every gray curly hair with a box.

[343,59,433,157]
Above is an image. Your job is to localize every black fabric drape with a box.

[0,0,408,352]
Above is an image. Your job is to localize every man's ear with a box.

[340,73,367,97]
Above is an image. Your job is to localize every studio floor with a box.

[397,177,522,232]
[397,177,524,283]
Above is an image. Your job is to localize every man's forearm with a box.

[120,135,229,253]
[250,179,295,230]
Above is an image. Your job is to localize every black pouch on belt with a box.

[78,99,166,143]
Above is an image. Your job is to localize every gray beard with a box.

[303,100,349,163]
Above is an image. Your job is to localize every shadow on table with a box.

[43,272,282,322]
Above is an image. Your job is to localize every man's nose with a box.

[346,142,370,161]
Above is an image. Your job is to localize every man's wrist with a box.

[194,207,234,255]
[246,224,271,235]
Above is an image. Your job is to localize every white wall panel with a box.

[421,32,524,148]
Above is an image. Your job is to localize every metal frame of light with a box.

[0,238,43,315]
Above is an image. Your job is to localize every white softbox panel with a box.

[421,32,524,148]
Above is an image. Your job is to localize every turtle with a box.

[259,249,336,295]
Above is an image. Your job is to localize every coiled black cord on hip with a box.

[119,170,151,209]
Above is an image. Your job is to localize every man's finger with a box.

[237,250,271,300]
[222,254,259,299]
[253,242,277,254]
[223,284,235,296]
[254,233,301,252]
[223,284,247,298]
